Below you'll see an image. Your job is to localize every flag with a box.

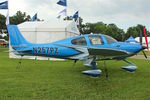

[31,13,37,21]
[0,1,8,9]
[57,9,66,18]
[76,18,79,25]
[72,11,78,19]
[5,10,9,25]
[57,0,67,6]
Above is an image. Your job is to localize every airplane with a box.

[7,25,148,77]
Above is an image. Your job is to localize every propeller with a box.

[142,50,147,58]
[139,27,149,59]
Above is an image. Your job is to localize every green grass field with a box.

[0,46,150,100]
[138,50,150,56]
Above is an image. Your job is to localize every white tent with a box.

[9,20,80,60]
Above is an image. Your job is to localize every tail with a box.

[7,25,31,47]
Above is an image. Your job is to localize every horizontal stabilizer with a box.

[9,49,32,53]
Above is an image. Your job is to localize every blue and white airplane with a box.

[7,25,148,77]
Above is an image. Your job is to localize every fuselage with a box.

[15,34,143,60]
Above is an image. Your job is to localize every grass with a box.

[138,51,150,56]
[0,46,150,100]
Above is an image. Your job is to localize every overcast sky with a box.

[0,0,150,31]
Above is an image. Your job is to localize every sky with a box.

[0,0,150,31]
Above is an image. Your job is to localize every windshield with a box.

[105,35,117,44]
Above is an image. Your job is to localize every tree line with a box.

[0,11,150,41]
[77,17,150,41]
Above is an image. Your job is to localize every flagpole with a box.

[65,0,67,38]
[7,0,10,59]
[57,0,68,37]
[65,6,67,38]
[8,0,9,24]
[7,0,9,25]
[78,10,81,35]
[66,1,67,17]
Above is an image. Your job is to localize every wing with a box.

[55,44,130,60]
[82,48,130,67]
[55,44,131,68]
[88,48,129,57]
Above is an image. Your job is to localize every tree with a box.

[0,14,7,31]
[105,24,124,41]
[82,22,124,41]
[64,16,72,20]
[3,35,9,41]
[82,23,97,34]
[0,11,32,31]
[76,17,84,34]
[124,24,150,40]
[10,11,31,25]
[0,11,32,41]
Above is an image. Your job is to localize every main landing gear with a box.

[82,58,102,77]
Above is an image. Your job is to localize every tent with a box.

[18,20,80,43]
[9,20,80,60]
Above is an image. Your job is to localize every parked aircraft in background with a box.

[7,25,148,77]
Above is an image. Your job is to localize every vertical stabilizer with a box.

[7,25,30,47]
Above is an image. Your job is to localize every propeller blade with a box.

[143,27,149,50]
[142,50,147,59]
